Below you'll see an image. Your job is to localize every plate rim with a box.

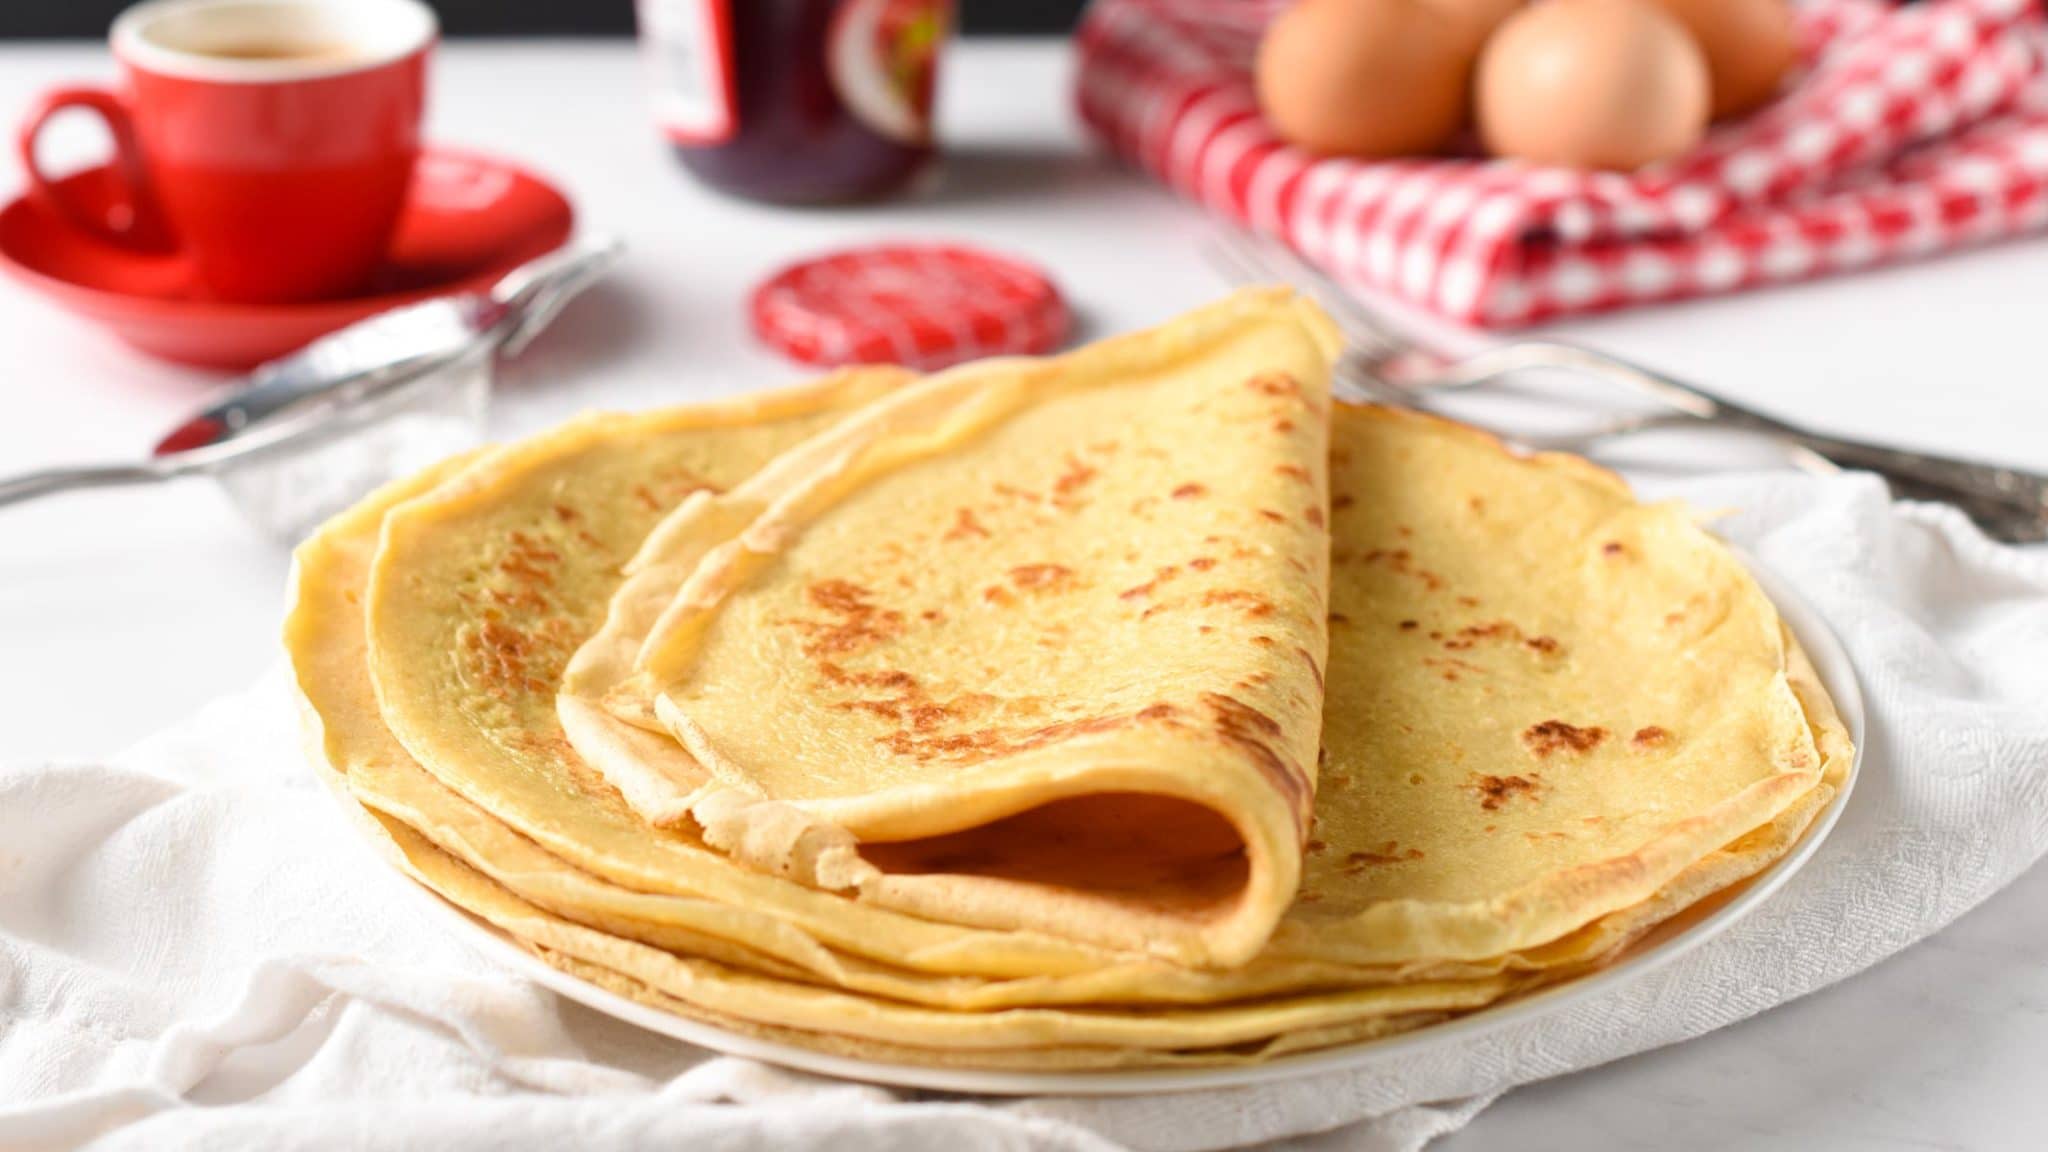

[382,548,1866,1097]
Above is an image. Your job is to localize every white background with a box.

[1,40,2044,1151]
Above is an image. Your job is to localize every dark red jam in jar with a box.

[637,0,953,205]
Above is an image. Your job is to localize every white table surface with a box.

[2,38,2044,1152]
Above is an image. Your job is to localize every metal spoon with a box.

[0,238,622,541]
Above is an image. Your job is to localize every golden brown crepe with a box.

[559,288,1345,966]
[1257,405,1834,964]
[283,294,1852,1069]
[296,378,1158,986]
[288,436,1839,1065]
[369,811,1522,1053]
[488,769,1841,1068]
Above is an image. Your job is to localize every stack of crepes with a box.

[286,290,1852,1070]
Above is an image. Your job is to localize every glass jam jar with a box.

[636,0,953,205]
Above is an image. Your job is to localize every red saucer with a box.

[0,148,574,370]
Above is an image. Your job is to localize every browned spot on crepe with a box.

[1053,453,1097,497]
[1203,691,1310,833]
[1360,548,1446,591]
[1118,565,1182,601]
[1202,589,1275,618]
[945,508,991,540]
[785,580,905,658]
[1468,772,1543,811]
[1009,564,1075,593]
[1522,720,1608,758]
[1343,842,1424,870]
[1246,372,1303,399]
[874,701,1183,764]
[1296,646,1324,692]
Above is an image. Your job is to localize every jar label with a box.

[826,0,950,144]
[637,0,737,144]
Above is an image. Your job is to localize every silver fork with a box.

[1208,229,2048,544]
[1205,232,1775,455]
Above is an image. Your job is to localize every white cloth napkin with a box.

[3,471,2045,1152]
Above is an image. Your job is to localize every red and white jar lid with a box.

[750,243,1069,371]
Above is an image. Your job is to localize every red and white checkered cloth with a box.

[1076,0,2048,326]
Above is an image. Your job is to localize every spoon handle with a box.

[0,463,169,510]
[488,238,625,356]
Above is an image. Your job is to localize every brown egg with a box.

[1476,0,1710,171]
[1256,0,1472,158]
[1427,0,1524,52]
[1648,0,1796,119]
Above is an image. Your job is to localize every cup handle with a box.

[16,85,170,250]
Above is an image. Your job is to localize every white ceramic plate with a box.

[385,552,1864,1098]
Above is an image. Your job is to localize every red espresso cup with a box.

[17,0,436,304]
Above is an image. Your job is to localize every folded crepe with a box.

[1260,404,1841,964]
[549,288,1345,966]
[286,304,1851,1067]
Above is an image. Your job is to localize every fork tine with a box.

[1330,361,1416,409]
[1201,231,1275,290]
[1241,231,1410,353]
[1204,231,1409,408]
[1206,229,1401,363]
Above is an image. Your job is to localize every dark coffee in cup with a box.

[188,39,364,63]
